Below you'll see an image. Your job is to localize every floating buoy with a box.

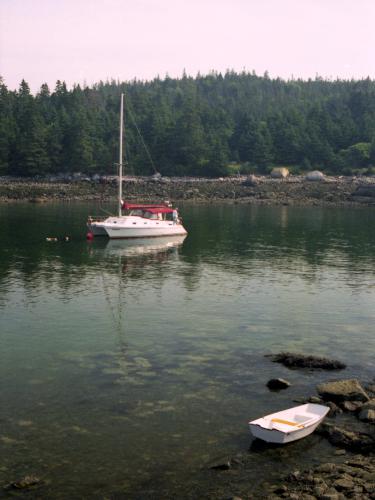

[86,232,94,240]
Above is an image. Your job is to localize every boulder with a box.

[271,167,289,179]
[265,352,346,370]
[305,170,325,181]
[317,379,370,403]
[266,378,291,390]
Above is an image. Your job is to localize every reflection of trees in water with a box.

[0,204,375,300]
[0,241,186,305]
[184,204,375,269]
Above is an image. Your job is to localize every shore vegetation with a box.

[1,72,375,178]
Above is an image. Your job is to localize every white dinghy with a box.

[249,403,329,444]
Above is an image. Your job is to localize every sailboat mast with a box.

[118,93,124,217]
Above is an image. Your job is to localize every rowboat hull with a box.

[249,403,329,444]
[249,419,323,444]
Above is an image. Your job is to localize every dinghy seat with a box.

[271,418,304,428]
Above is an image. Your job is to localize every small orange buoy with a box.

[86,232,94,240]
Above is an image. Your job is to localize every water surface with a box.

[0,202,374,498]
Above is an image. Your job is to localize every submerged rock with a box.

[209,460,231,471]
[265,352,346,370]
[317,379,370,403]
[6,475,42,490]
[266,378,291,390]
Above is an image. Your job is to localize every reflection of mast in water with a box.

[96,234,187,370]
[100,253,127,365]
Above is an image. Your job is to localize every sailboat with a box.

[87,94,187,239]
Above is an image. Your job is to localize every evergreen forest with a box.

[1,71,375,177]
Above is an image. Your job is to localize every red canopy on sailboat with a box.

[122,202,168,210]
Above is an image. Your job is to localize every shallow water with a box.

[0,202,374,497]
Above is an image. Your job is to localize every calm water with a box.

[0,202,374,498]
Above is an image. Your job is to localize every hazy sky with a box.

[1,0,375,92]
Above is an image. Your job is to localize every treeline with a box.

[1,72,375,177]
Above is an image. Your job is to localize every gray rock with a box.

[317,379,370,403]
[305,170,325,181]
[266,378,291,390]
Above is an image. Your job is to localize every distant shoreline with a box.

[1,175,375,207]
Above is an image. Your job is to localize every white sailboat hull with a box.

[88,216,187,239]
[89,223,108,236]
[249,403,329,444]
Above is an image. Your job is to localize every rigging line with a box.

[99,207,114,216]
[126,103,159,175]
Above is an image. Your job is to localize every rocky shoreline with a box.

[1,175,375,206]
[204,354,374,500]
